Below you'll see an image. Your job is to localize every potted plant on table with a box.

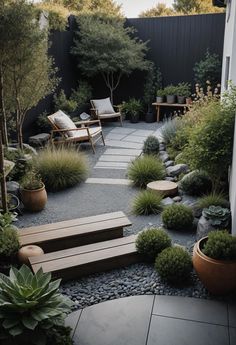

[156,89,166,103]
[176,82,191,104]
[163,85,177,104]
[193,230,236,295]
[20,170,47,212]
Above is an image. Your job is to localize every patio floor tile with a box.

[104,140,143,149]
[153,295,228,326]
[228,302,236,327]
[65,310,82,337]
[98,155,135,162]
[147,315,229,345]
[229,327,236,344]
[94,162,128,169]
[73,296,154,345]
[103,148,142,156]
[85,178,131,185]
[109,128,137,135]
[105,133,128,140]
[123,135,147,143]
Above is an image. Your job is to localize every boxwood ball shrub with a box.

[155,246,192,284]
[142,136,159,155]
[203,230,236,260]
[162,204,194,231]
[34,146,89,191]
[136,228,171,261]
[179,170,212,196]
[128,155,165,188]
[132,190,163,215]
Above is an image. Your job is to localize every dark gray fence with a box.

[23,13,225,138]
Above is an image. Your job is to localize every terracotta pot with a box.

[18,245,44,264]
[186,97,192,105]
[193,237,236,295]
[21,184,47,212]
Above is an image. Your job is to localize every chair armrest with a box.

[51,128,89,134]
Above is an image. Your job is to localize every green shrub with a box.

[162,204,194,231]
[180,170,212,196]
[0,212,18,230]
[193,50,221,86]
[54,90,77,113]
[4,148,33,181]
[0,227,20,259]
[136,228,171,261]
[20,170,44,190]
[161,118,183,146]
[36,111,51,132]
[196,191,229,210]
[70,81,92,106]
[202,206,231,229]
[203,230,236,260]
[0,265,72,344]
[176,82,191,97]
[132,190,163,215]
[155,246,192,284]
[128,155,165,188]
[142,136,159,155]
[162,84,178,95]
[34,146,89,191]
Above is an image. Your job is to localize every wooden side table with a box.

[152,102,191,122]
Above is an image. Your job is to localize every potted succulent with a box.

[122,98,143,123]
[176,82,191,104]
[193,230,236,295]
[20,170,47,212]
[163,85,177,104]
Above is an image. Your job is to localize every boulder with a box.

[173,196,182,202]
[29,133,50,146]
[165,160,174,168]
[162,197,174,206]
[166,164,189,177]
[196,215,216,240]
[6,181,20,197]
[159,151,169,163]
[159,143,166,151]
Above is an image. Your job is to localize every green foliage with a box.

[0,265,73,344]
[70,81,92,105]
[140,3,176,17]
[20,170,44,190]
[60,0,123,16]
[193,50,222,86]
[173,0,224,14]
[202,206,231,229]
[0,227,20,259]
[162,204,194,231]
[128,155,166,188]
[72,15,148,101]
[0,212,18,231]
[36,3,70,31]
[34,146,89,191]
[45,326,73,345]
[54,90,77,113]
[120,98,143,121]
[196,191,229,210]
[155,246,192,284]
[36,111,51,132]
[135,228,171,261]
[132,190,163,215]
[203,230,236,261]
[176,82,191,97]
[180,170,212,196]
[156,89,166,97]
[4,148,33,181]
[162,85,178,96]
[142,136,159,155]
[143,62,158,105]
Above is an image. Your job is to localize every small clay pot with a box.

[18,245,44,264]
[21,184,47,212]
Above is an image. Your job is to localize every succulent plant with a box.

[0,265,73,344]
[202,206,231,228]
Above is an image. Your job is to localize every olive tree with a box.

[72,16,148,103]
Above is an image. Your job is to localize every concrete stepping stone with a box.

[134,129,155,136]
[105,133,127,140]
[123,135,146,143]
[105,140,143,149]
[94,162,128,169]
[109,128,136,135]
[98,155,135,163]
[85,178,131,185]
[104,148,142,156]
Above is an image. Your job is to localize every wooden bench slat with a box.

[19,211,125,236]
[20,217,131,247]
[30,235,138,265]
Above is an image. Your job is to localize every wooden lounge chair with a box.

[90,97,123,126]
[47,110,105,153]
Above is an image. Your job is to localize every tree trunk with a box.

[17,122,23,151]
[109,87,114,104]
[0,130,8,213]
[0,64,8,146]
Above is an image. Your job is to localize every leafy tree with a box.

[140,3,176,18]
[72,16,148,103]
[173,0,224,14]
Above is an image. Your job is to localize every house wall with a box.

[222,0,236,235]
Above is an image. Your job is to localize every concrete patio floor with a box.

[66,295,236,345]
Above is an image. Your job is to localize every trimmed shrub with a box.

[0,227,20,259]
[162,204,194,231]
[136,228,171,261]
[203,230,236,260]
[142,136,159,155]
[196,191,229,210]
[161,118,182,145]
[179,170,212,196]
[132,190,163,215]
[128,155,165,188]
[155,246,192,284]
[34,146,89,192]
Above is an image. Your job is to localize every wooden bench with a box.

[30,235,140,280]
[19,211,132,253]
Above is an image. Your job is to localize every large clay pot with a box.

[193,237,236,295]
[21,184,47,212]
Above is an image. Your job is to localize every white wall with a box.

[221,0,236,235]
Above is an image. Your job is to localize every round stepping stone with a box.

[147,180,178,197]
[18,245,44,265]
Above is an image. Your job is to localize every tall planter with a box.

[21,184,47,212]
[193,237,236,295]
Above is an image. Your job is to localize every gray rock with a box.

[196,215,216,240]
[173,196,182,202]
[9,143,37,155]
[159,151,169,163]
[162,197,174,206]
[165,160,174,168]
[29,133,50,146]
[6,181,20,197]
[159,143,165,151]
[165,176,175,182]
[166,164,189,177]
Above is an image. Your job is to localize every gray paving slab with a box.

[109,128,136,135]
[105,133,127,140]
[104,148,142,156]
[85,178,131,185]
[65,310,81,337]
[94,161,128,168]
[153,295,228,326]
[133,129,155,136]
[105,140,143,149]
[228,302,236,327]
[98,155,135,162]
[147,315,229,345]
[73,296,154,345]
[123,135,146,143]
[230,327,236,344]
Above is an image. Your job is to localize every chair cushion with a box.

[91,98,115,115]
[53,110,77,137]
[98,112,121,119]
[72,126,102,139]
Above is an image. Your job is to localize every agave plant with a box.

[202,206,231,228]
[0,265,73,345]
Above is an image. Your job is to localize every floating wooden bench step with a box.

[19,211,132,253]
[30,235,140,280]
